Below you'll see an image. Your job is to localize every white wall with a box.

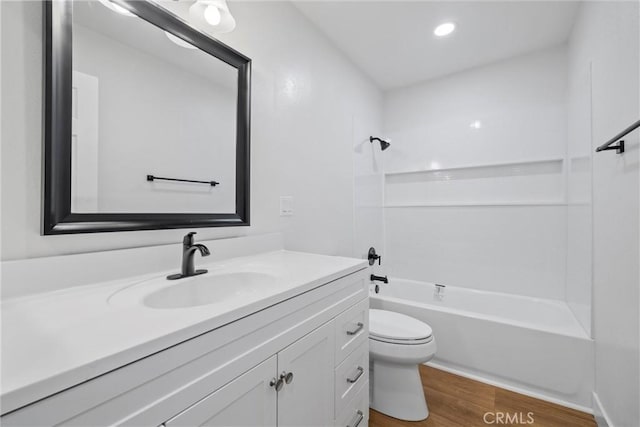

[353,116,384,262]
[383,46,568,173]
[0,1,382,261]
[569,2,639,426]
[382,47,569,299]
[566,9,594,337]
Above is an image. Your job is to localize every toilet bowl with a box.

[369,309,436,421]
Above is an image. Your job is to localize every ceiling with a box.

[292,1,581,90]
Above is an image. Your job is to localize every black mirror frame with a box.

[42,0,251,235]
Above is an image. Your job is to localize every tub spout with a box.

[371,274,388,284]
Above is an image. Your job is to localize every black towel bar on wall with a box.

[596,119,640,154]
[147,174,220,186]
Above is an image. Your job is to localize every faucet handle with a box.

[368,247,382,266]
[183,231,197,246]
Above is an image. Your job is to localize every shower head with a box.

[370,136,391,151]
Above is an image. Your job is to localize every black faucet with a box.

[370,274,388,284]
[167,232,211,280]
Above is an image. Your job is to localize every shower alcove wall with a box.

[380,45,592,335]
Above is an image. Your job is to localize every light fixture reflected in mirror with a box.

[164,31,198,49]
[98,0,135,17]
[189,0,236,34]
[204,4,222,26]
[98,0,237,49]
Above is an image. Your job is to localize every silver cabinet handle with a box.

[346,322,364,336]
[347,410,364,427]
[270,377,284,392]
[346,366,364,384]
[280,371,294,384]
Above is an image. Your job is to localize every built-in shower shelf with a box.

[384,157,564,177]
[384,158,566,207]
[385,201,567,208]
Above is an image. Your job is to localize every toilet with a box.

[369,309,437,421]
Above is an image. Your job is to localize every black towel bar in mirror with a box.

[147,175,220,187]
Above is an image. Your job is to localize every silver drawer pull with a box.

[347,410,364,427]
[346,322,364,336]
[346,366,364,384]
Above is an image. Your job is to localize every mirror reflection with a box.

[71,0,238,214]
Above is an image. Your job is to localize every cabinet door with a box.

[277,321,335,427]
[165,356,277,427]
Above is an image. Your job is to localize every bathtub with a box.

[370,278,594,411]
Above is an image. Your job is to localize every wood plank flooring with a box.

[369,366,596,427]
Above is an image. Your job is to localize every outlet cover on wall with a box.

[280,196,294,216]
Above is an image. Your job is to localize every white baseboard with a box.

[592,392,613,427]
[425,361,593,414]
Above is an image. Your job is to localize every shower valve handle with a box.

[368,247,382,266]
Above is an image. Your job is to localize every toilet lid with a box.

[369,309,433,341]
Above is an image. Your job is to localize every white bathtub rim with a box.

[382,278,590,316]
[426,360,594,415]
[384,277,570,301]
[372,292,590,340]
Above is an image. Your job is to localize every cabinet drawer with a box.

[334,341,368,418]
[334,298,368,365]
[335,381,368,427]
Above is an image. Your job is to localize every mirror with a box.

[43,0,251,234]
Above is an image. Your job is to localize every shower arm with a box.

[369,136,391,151]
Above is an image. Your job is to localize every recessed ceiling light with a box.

[434,22,456,37]
[470,120,482,129]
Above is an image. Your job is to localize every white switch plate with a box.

[280,196,294,216]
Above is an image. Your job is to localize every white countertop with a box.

[1,250,367,414]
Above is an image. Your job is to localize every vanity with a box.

[3,1,371,425]
[1,251,370,426]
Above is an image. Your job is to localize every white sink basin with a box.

[109,271,278,309]
[144,272,276,309]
